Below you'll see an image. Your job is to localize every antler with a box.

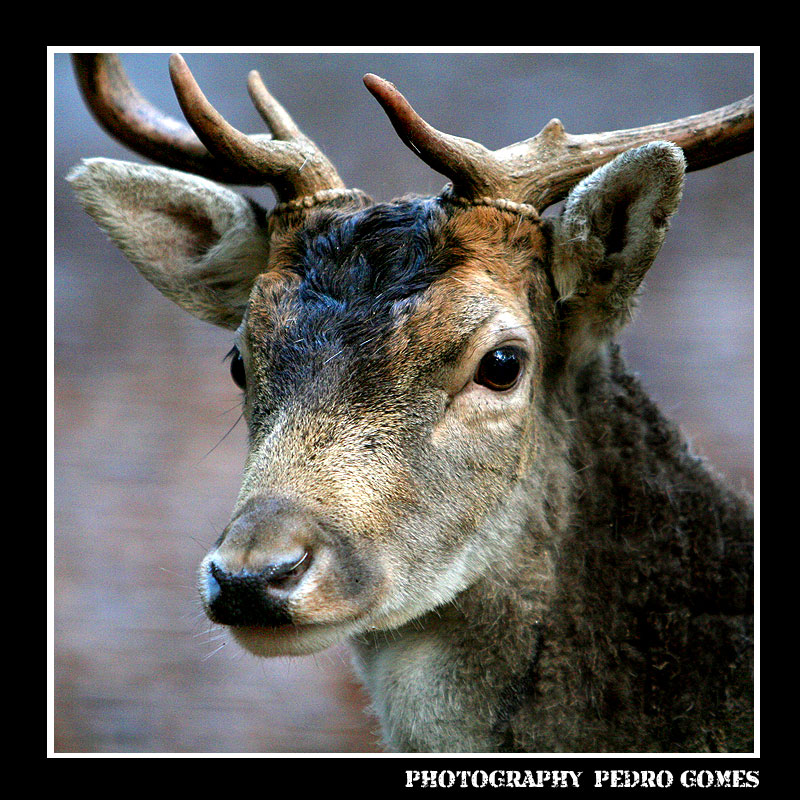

[72,53,346,200]
[363,74,754,212]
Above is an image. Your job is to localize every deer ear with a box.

[67,158,271,329]
[549,141,685,345]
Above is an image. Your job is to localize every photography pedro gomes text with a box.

[404,770,760,790]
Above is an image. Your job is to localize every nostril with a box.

[208,550,310,588]
[263,550,311,586]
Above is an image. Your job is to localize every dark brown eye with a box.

[227,346,246,390]
[474,347,523,391]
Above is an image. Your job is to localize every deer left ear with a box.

[549,141,685,340]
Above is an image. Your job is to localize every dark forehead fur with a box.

[276,196,472,307]
[249,197,476,375]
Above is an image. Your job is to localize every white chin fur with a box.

[229,622,356,657]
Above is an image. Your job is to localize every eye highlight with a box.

[474,346,524,391]
[226,345,247,390]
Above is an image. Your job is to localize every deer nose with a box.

[203,552,310,627]
[200,496,317,627]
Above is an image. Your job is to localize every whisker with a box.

[197,411,245,463]
[217,400,245,418]
[201,641,228,661]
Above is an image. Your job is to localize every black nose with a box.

[204,553,309,627]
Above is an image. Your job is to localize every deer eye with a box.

[227,346,247,390]
[474,347,523,391]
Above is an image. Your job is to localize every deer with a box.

[67,53,754,753]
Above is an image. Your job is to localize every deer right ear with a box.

[67,158,271,329]
[548,142,685,347]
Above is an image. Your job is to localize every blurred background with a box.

[52,50,755,753]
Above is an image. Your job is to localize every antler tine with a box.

[363,74,508,200]
[167,54,279,179]
[71,53,252,184]
[169,54,345,200]
[247,70,302,140]
[72,53,346,199]
[364,72,754,213]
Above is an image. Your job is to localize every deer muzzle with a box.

[198,494,386,655]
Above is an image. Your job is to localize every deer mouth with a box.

[229,617,366,657]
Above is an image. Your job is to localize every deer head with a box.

[68,54,753,658]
